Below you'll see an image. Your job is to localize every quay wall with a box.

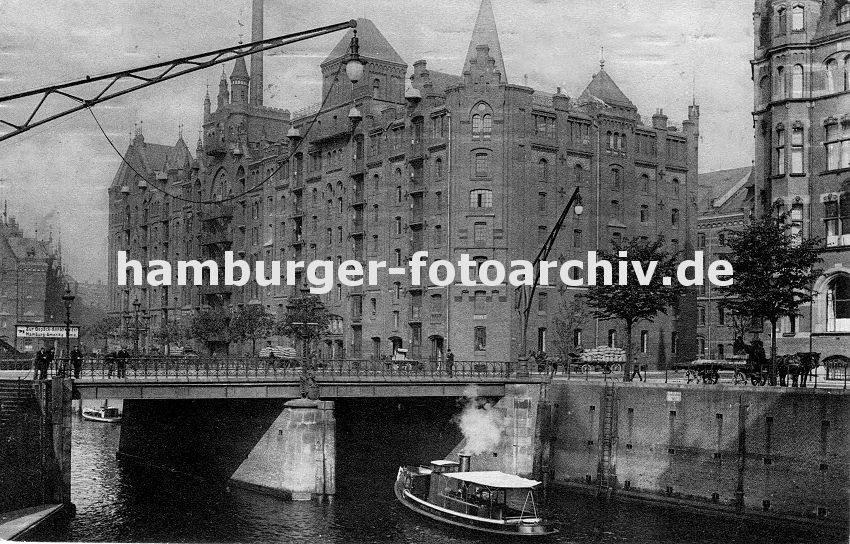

[548,381,849,528]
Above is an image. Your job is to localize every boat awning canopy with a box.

[430,460,459,466]
[442,471,541,489]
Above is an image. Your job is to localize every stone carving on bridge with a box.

[299,365,320,400]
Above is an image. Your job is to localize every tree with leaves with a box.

[230,303,275,355]
[82,316,122,352]
[277,295,331,358]
[719,210,822,385]
[552,295,591,361]
[153,319,186,355]
[580,236,686,382]
[188,308,232,355]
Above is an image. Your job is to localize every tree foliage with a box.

[580,236,685,381]
[153,319,186,350]
[277,295,331,355]
[82,316,122,351]
[552,296,590,360]
[719,210,822,384]
[188,308,232,354]
[230,304,275,354]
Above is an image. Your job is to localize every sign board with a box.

[16,324,80,339]
[666,391,682,403]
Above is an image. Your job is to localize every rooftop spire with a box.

[600,46,605,70]
[463,0,507,82]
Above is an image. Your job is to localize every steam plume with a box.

[454,385,505,455]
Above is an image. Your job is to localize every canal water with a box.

[31,404,844,544]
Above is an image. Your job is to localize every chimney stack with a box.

[250,0,264,106]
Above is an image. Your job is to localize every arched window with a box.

[792,64,804,98]
[826,59,839,93]
[611,167,621,189]
[672,177,680,197]
[574,164,584,185]
[372,78,381,99]
[826,274,850,332]
[641,173,650,194]
[776,66,786,98]
[435,157,443,179]
[472,114,482,140]
[777,7,787,34]
[482,114,492,140]
[607,131,614,149]
[373,173,380,191]
[608,329,617,348]
[618,133,626,151]
[791,5,804,31]
[539,158,549,183]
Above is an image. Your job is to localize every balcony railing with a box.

[199,202,234,219]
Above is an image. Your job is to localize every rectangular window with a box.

[474,222,488,245]
[776,128,786,175]
[470,189,493,208]
[538,226,548,246]
[573,328,583,349]
[474,326,487,351]
[573,229,582,248]
[791,126,804,174]
[791,203,803,240]
[538,192,547,212]
[538,292,548,314]
[475,153,489,177]
[537,328,547,353]
[393,311,399,329]
[718,305,726,326]
[640,330,649,354]
[474,290,486,317]
[672,331,679,354]
[640,205,648,223]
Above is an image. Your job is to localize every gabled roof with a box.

[462,0,507,81]
[110,136,193,187]
[322,19,405,67]
[578,68,635,109]
[698,166,753,215]
[425,70,463,94]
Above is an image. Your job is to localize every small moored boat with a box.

[395,454,556,537]
[82,404,122,423]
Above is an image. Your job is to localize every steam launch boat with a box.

[395,454,556,537]
[82,402,122,423]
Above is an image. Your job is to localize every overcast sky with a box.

[0,0,754,282]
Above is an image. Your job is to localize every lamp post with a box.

[161,289,169,356]
[517,188,583,377]
[62,283,75,377]
[132,298,141,355]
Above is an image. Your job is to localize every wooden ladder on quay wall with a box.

[596,383,617,498]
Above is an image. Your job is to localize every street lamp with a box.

[343,30,366,84]
[62,283,75,377]
[132,298,141,355]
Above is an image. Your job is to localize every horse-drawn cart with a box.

[572,347,626,374]
[684,356,767,385]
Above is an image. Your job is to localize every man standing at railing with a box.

[33,347,47,380]
[45,347,55,379]
[117,346,129,378]
[70,346,82,379]
[445,349,454,378]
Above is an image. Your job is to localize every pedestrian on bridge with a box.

[117,347,129,378]
[445,349,454,377]
[33,347,47,380]
[70,346,83,379]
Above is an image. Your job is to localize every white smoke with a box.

[454,385,506,455]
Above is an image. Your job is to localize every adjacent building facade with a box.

[0,209,62,352]
[108,0,699,364]
[696,166,753,359]
[752,0,850,365]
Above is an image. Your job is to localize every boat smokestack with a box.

[459,453,471,473]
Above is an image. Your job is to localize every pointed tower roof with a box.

[579,66,635,109]
[231,57,249,81]
[322,19,405,67]
[463,0,507,82]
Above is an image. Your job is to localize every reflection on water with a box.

[31,411,845,543]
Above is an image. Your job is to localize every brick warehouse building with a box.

[751,0,850,366]
[108,0,699,364]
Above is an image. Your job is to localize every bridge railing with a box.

[38,355,518,381]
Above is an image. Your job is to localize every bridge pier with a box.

[230,399,335,501]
